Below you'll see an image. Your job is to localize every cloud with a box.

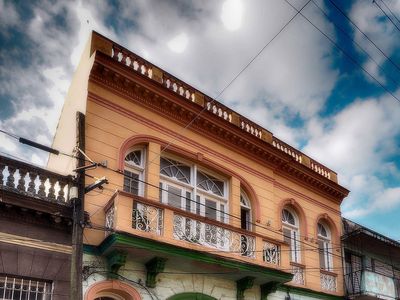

[303,91,400,219]
[350,0,400,83]
[221,0,243,31]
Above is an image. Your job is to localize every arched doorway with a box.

[167,293,217,300]
[85,280,141,300]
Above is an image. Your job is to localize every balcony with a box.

[0,155,73,216]
[345,269,399,300]
[99,191,293,286]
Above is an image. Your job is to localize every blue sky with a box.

[0,0,399,240]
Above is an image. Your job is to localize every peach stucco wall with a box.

[82,81,344,295]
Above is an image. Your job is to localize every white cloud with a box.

[221,0,243,31]
[303,92,400,219]
[350,0,400,83]
[167,33,189,53]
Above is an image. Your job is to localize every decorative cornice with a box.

[0,232,72,254]
[88,52,349,200]
[88,94,342,214]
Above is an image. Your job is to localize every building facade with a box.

[0,155,73,299]
[342,218,400,300]
[48,32,349,300]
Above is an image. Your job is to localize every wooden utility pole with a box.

[70,112,85,300]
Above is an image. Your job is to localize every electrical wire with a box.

[144,0,312,169]
[311,0,400,88]
[373,0,400,32]
[285,0,400,104]
[326,0,400,73]
[380,0,400,25]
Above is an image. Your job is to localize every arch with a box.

[277,198,308,236]
[118,134,262,222]
[167,293,217,300]
[85,280,141,300]
[314,213,340,246]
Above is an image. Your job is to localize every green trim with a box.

[96,233,293,282]
[83,244,100,255]
[167,293,217,300]
[278,285,344,300]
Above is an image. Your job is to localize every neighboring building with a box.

[342,218,400,300]
[0,155,73,299]
[48,32,349,300]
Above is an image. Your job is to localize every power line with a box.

[380,0,400,25]
[374,0,400,32]
[311,0,400,88]
[326,0,400,73]
[285,0,400,103]
[146,0,312,169]
[83,167,345,259]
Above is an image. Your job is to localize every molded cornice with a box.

[88,52,349,201]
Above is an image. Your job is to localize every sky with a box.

[0,0,400,240]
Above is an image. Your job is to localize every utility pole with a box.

[70,112,85,300]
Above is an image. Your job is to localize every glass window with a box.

[123,148,145,196]
[159,156,228,223]
[282,208,301,263]
[318,222,333,271]
[240,191,251,230]
[160,157,191,184]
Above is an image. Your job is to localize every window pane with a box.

[283,227,291,244]
[196,171,224,196]
[185,192,192,212]
[220,204,225,223]
[205,199,217,220]
[123,170,139,195]
[167,185,182,209]
[125,150,142,166]
[282,209,295,225]
[196,195,201,215]
[318,240,326,269]
[160,157,191,183]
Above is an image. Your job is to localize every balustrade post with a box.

[27,172,37,194]
[48,177,57,200]
[0,163,5,185]
[57,180,67,203]
[37,174,47,198]
[17,168,27,192]
[6,166,16,188]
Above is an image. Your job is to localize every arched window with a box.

[282,208,301,263]
[240,191,251,230]
[318,222,333,271]
[123,148,145,196]
[159,155,228,222]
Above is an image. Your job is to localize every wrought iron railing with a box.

[0,155,72,204]
[104,205,115,236]
[292,265,305,285]
[263,242,280,265]
[132,201,163,235]
[321,272,337,292]
[173,213,256,258]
